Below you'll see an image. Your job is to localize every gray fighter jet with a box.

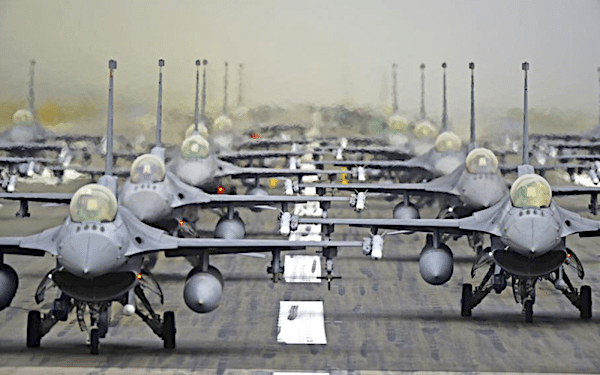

[0,59,363,355]
[290,62,600,323]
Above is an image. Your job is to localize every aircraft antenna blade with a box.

[156,59,164,147]
[441,62,448,132]
[237,63,244,107]
[522,61,530,165]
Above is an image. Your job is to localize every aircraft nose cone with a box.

[505,214,560,256]
[60,232,122,279]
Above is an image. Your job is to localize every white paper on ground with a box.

[277,301,327,344]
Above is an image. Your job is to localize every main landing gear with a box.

[461,263,592,323]
[26,284,176,354]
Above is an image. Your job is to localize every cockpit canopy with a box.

[70,184,118,223]
[465,148,499,174]
[12,109,34,126]
[434,132,462,153]
[387,115,409,132]
[184,123,209,139]
[413,121,437,139]
[510,174,552,208]
[181,135,210,159]
[213,115,233,132]
[130,154,166,183]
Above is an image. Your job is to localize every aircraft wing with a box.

[0,192,73,204]
[0,225,63,256]
[293,197,509,237]
[313,146,413,160]
[185,194,351,209]
[0,156,62,166]
[499,163,591,174]
[52,134,104,144]
[166,239,363,256]
[217,150,307,162]
[46,165,131,178]
[0,143,65,153]
[214,161,346,179]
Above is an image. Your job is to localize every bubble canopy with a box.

[181,135,210,159]
[434,132,462,153]
[70,184,118,223]
[465,148,498,174]
[130,154,166,183]
[387,115,409,132]
[184,123,209,139]
[510,174,552,208]
[414,121,437,139]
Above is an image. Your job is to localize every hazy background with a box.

[0,0,599,139]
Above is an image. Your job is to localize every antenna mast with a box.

[201,60,208,123]
[237,63,244,107]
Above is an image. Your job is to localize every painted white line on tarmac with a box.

[284,255,321,283]
[277,301,327,344]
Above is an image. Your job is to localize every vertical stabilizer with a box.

[441,62,448,132]
[420,63,426,119]
[469,62,476,147]
[597,66,600,125]
[28,59,36,119]
[193,60,201,133]
[106,60,117,177]
[391,63,398,114]
[156,59,164,147]
[522,61,530,166]
[222,62,229,116]
[201,60,208,123]
[237,63,244,107]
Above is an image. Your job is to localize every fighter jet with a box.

[290,62,600,323]
[294,63,509,224]
[309,63,466,182]
[0,59,363,354]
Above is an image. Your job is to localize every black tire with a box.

[90,328,99,355]
[461,284,473,317]
[524,300,534,323]
[580,285,592,319]
[162,311,176,349]
[26,310,41,348]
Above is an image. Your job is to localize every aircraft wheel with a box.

[162,311,176,349]
[524,300,533,323]
[461,284,473,317]
[90,328,99,355]
[26,310,41,348]
[580,285,592,319]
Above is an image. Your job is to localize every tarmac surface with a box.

[0,182,600,374]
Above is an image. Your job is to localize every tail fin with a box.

[156,59,164,147]
[441,62,448,132]
[201,60,208,123]
[28,59,36,120]
[391,63,398,114]
[222,62,229,116]
[237,63,244,107]
[193,59,201,133]
[106,59,117,177]
[420,63,426,119]
[522,62,530,165]
[469,62,476,148]
[597,66,600,126]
